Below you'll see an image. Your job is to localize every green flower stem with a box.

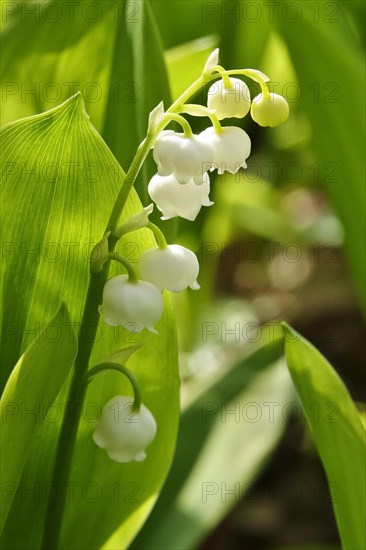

[85,363,142,411]
[225,68,269,85]
[209,113,223,133]
[42,61,263,550]
[147,222,168,249]
[41,263,108,550]
[260,84,270,99]
[41,126,156,550]
[44,122,158,547]
[105,65,265,240]
[225,69,270,99]
[255,81,270,100]
[106,137,154,239]
[167,77,207,114]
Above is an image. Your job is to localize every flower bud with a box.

[203,48,220,75]
[93,396,157,463]
[90,231,110,273]
[115,204,154,239]
[148,101,165,134]
[148,173,213,221]
[139,244,200,292]
[251,93,289,127]
[199,126,251,174]
[153,131,214,184]
[207,77,251,120]
[99,275,163,333]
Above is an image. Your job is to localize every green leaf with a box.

[282,323,366,550]
[165,35,219,100]
[273,545,341,550]
[0,0,171,205]
[102,0,172,204]
[275,2,365,311]
[0,1,115,129]
[133,339,294,549]
[0,304,77,533]
[98,343,143,367]
[0,96,179,549]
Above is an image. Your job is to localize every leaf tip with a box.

[58,300,68,313]
[65,91,89,121]
[56,301,71,322]
[281,322,302,345]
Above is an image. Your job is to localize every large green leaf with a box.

[102,0,171,203]
[0,0,171,203]
[0,0,114,128]
[275,1,365,310]
[133,339,294,549]
[0,304,77,533]
[0,95,179,549]
[282,323,366,550]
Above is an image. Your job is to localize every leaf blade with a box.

[132,339,294,549]
[276,3,366,310]
[0,303,77,533]
[282,323,366,550]
[0,94,179,549]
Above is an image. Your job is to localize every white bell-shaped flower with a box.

[139,244,200,292]
[207,77,251,120]
[148,173,213,221]
[251,93,289,127]
[199,126,251,174]
[93,396,157,463]
[99,275,163,333]
[153,131,214,184]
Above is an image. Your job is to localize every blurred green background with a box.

[141,3,366,548]
[1,0,365,548]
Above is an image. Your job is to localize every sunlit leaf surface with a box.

[0,304,77,533]
[283,323,366,550]
[0,95,179,549]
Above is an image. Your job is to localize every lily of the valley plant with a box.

[40,48,289,548]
